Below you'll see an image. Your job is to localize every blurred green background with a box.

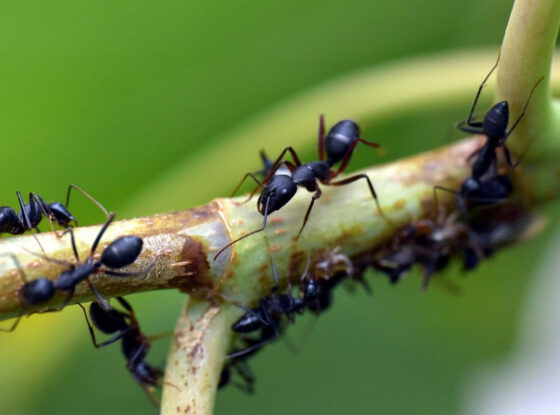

[1,0,558,414]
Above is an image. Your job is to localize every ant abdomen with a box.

[482,101,509,140]
[19,278,55,306]
[100,236,143,269]
[325,119,361,165]
[89,302,128,334]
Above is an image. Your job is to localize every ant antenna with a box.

[214,196,272,261]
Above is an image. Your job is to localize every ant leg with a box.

[230,172,266,201]
[464,51,500,126]
[213,195,272,261]
[77,304,129,348]
[329,174,389,222]
[30,193,63,237]
[467,147,483,163]
[86,279,111,310]
[101,261,156,278]
[227,330,278,359]
[295,188,322,241]
[504,77,544,140]
[433,185,460,218]
[54,289,75,311]
[90,213,116,255]
[66,184,111,221]
[0,316,22,333]
[318,114,325,161]
[16,191,33,231]
[65,228,81,261]
[456,120,485,135]
[102,268,154,278]
[233,361,255,394]
[261,146,304,184]
[21,246,71,266]
[116,296,134,313]
[127,343,149,367]
[0,253,29,283]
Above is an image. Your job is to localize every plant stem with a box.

[160,298,237,415]
[0,138,482,320]
[497,0,560,155]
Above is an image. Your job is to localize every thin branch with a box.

[0,137,483,321]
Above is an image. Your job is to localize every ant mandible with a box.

[79,297,163,405]
[457,52,543,180]
[214,115,386,260]
[0,184,109,237]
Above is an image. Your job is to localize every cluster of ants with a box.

[0,52,543,403]
[0,186,162,403]
[215,54,542,391]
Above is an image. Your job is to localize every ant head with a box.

[483,101,509,140]
[257,175,297,215]
[48,202,77,227]
[325,119,361,165]
[19,278,55,306]
[101,236,143,269]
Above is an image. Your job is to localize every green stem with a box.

[161,299,237,415]
[497,0,560,155]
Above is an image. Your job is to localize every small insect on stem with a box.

[214,115,388,260]
[79,297,164,405]
[0,184,109,238]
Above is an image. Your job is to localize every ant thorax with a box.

[272,163,291,177]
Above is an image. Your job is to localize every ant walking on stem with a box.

[0,184,109,237]
[79,297,164,405]
[434,52,543,212]
[25,213,150,311]
[456,52,543,180]
[214,116,387,260]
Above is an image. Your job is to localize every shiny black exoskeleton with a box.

[80,297,163,404]
[228,258,306,359]
[0,184,109,237]
[434,174,514,215]
[457,53,542,180]
[214,115,384,260]
[0,254,56,332]
[39,214,147,309]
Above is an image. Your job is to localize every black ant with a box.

[214,115,385,260]
[457,52,543,180]
[434,174,514,214]
[79,297,163,404]
[227,258,306,359]
[28,213,149,310]
[0,184,109,237]
[1,218,148,331]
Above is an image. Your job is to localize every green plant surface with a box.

[0,0,557,414]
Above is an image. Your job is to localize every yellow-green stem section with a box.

[498,0,560,155]
[161,299,237,415]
